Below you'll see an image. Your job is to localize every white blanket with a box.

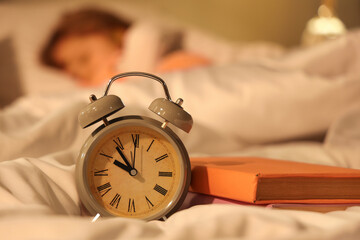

[1,30,360,239]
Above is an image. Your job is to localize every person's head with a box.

[41,8,131,86]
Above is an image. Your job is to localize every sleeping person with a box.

[41,8,131,87]
[40,7,210,87]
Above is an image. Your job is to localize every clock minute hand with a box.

[132,145,136,168]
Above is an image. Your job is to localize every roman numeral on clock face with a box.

[100,152,113,159]
[132,134,139,148]
[145,196,154,208]
[147,140,154,152]
[155,154,168,162]
[158,171,173,177]
[110,193,121,208]
[153,184,168,196]
[94,169,108,176]
[113,137,124,150]
[97,182,112,197]
[128,198,136,212]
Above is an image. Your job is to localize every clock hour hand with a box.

[113,159,131,172]
[116,146,132,169]
[116,146,138,176]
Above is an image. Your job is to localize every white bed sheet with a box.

[1,30,360,239]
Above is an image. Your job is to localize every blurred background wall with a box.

[1,0,360,47]
[114,0,359,47]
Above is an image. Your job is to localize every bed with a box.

[2,1,360,240]
[1,32,360,239]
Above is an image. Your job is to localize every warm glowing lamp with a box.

[301,0,346,46]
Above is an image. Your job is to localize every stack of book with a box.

[189,157,360,212]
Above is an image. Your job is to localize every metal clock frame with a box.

[76,115,191,221]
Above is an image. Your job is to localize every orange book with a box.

[189,157,360,204]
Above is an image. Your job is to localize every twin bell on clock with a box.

[75,72,193,221]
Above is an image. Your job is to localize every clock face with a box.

[84,122,185,220]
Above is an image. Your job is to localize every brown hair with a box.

[40,8,131,68]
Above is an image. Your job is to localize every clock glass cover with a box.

[79,117,188,220]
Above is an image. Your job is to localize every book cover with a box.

[189,157,360,204]
[267,203,360,213]
[179,192,359,213]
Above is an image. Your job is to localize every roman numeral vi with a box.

[128,198,136,212]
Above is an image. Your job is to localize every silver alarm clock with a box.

[75,72,193,221]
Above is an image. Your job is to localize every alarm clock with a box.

[75,72,193,221]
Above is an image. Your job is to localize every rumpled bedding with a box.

[1,30,360,240]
